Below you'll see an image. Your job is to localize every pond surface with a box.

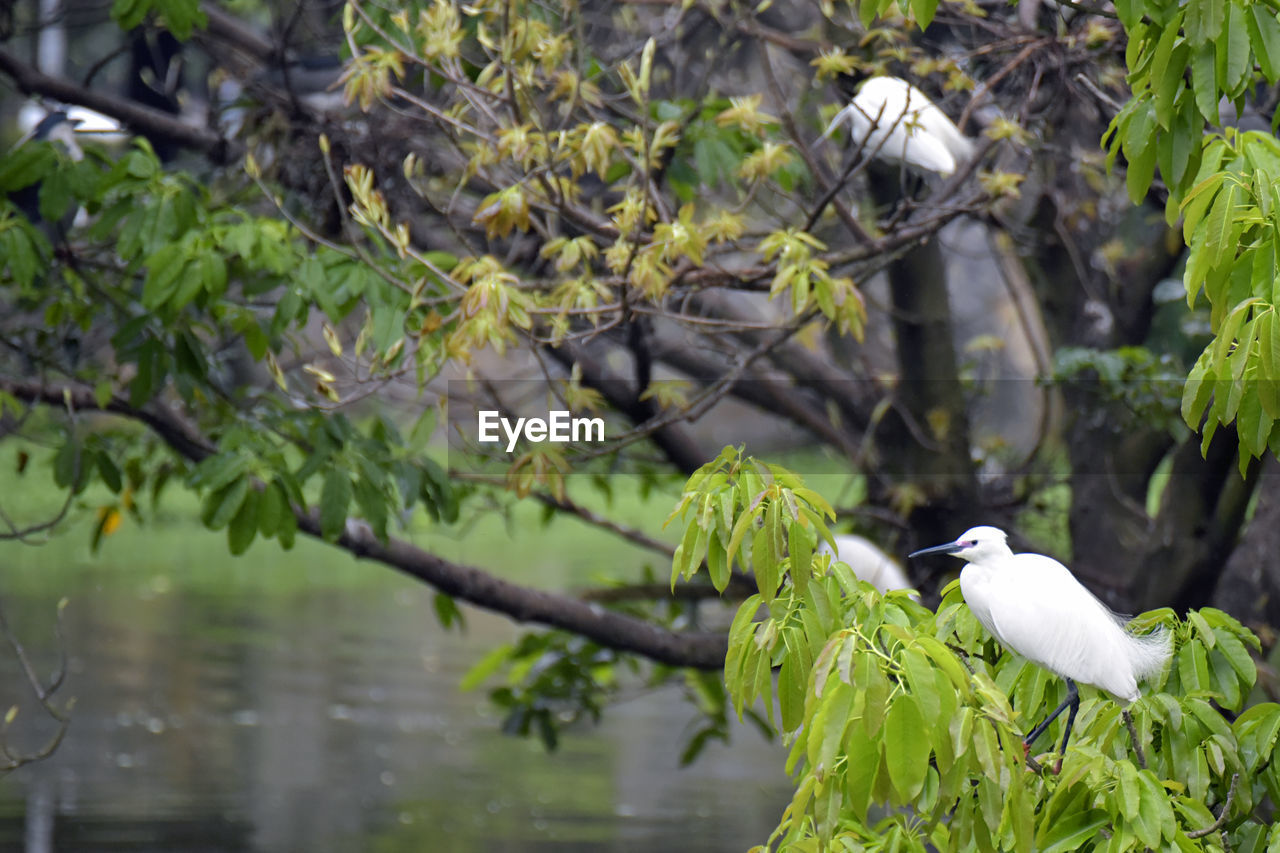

[0,535,792,852]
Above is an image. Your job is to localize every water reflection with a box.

[0,567,791,851]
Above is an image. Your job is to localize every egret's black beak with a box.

[908,541,963,559]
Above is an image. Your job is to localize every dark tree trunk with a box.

[1212,460,1280,628]
[867,165,980,551]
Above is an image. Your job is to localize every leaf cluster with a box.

[1102,0,1280,471]
[672,452,1280,852]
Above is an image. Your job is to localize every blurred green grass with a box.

[0,441,861,598]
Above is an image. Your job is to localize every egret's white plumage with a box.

[918,526,1170,699]
[18,101,127,144]
[817,534,912,595]
[824,76,974,177]
[910,526,1171,768]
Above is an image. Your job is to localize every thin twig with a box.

[1187,773,1239,838]
[0,599,72,771]
[1122,707,1147,769]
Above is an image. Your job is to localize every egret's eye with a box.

[961,540,976,548]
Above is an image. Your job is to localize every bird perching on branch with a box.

[910,526,1172,772]
[823,76,975,178]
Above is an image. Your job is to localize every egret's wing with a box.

[894,130,957,176]
[821,535,913,595]
[821,105,854,139]
[968,555,1143,699]
[908,99,974,162]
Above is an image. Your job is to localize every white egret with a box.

[18,101,127,145]
[823,76,974,178]
[818,534,913,595]
[909,526,1170,770]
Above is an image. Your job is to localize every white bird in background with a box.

[823,76,974,178]
[18,101,127,146]
[909,526,1171,771]
[817,534,913,595]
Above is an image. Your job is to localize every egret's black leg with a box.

[1022,679,1079,752]
[1051,684,1081,774]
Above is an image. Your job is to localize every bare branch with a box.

[0,599,72,772]
[1187,772,1239,839]
[1122,707,1146,769]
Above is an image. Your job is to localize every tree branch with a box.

[1186,772,1238,838]
[0,379,728,670]
[0,50,237,163]
[451,472,678,558]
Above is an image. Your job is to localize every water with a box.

[0,556,792,851]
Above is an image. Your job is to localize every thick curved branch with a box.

[199,2,278,63]
[650,337,864,459]
[0,379,728,670]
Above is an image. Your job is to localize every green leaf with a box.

[1182,350,1215,426]
[1149,18,1185,122]
[319,469,353,541]
[1187,608,1215,646]
[706,530,729,592]
[1038,810,1109,853]
[1211,297,1253,373]
[0,144,53,190]
[432,592,463,629]
[1203,184,1243,295]
[809,677,853,773]
[227,487,258,555]
[360,479,392,544]
[778,648,805,733]
[1125,99,1159,202]
[1236,389,1272,471]
[1247,4,1280,80]
[1191,40,1220,123]
[884,696,929,801]
[1117,761,1141,820]
[141,243,187,308]
[788,520,810,595]
[1155,45,1189,129]
[461,644,511,691]
[37,167,74,224]
[1260,310,1280,417]
[843,720,879,821]
[1234,702,1280,772]
[110,0,147,30]
[202,475,249,531]
[189,452,252,492]
[902,646,941,724]
[1185,0,1225,46]
[1213,625,1257,688]
[1180,172,1225,244]
[910,0,938,28]
[258,479,284,537]
[725,508,754,574]
[916,635,971,697]
[96,451,122,493]
[672,514,701,587]
[1131,770,1167,848]
[1178,639,1212,694]
[1219,2,1252,95]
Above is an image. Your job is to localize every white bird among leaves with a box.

[817,533,912,595]
[824,76,974,178]
[909,526,1171,771]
